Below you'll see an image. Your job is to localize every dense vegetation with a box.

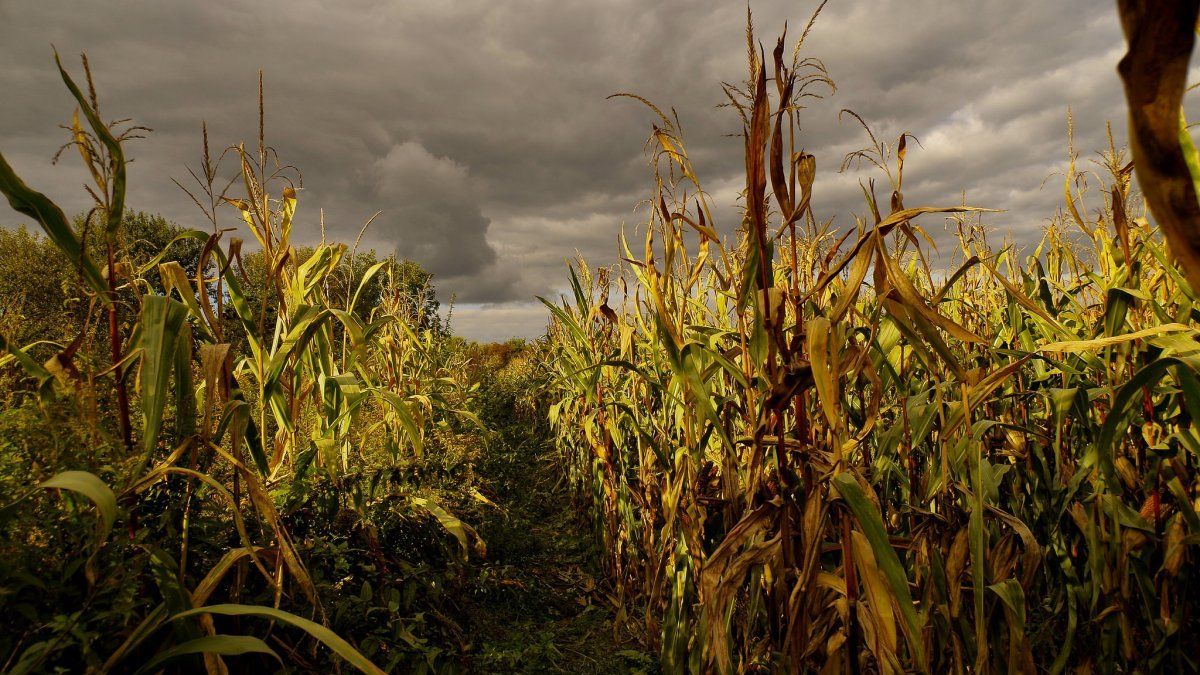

[541,7,1200,675]
[4,2,1200,674]
[0,57,647,673]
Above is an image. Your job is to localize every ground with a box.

[460,384,657,674]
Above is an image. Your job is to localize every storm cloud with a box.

[0,1,1162,340]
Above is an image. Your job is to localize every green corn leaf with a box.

[1094,354,1200,487]
[136,228,210,276]
[989,579,1028,673]
[215,400,261,474]
[1180,107,1200,199]
[173,321,196,440]
[380,392,425,456]
[264,305,331,387]
[138,295,190,455]
[146,546,203,645]
[349,259,390,314]
[0,151,108,298]
[132,635,280,675]
[412,496,482,561]
[171,604,385,675]
[0,334,58,403]
[41,470,117,539]
[833,472,927,671]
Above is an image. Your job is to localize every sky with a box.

[0,1,1139,341]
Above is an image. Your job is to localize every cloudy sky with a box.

[0,1,1138,341]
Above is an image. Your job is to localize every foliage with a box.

[541,11,1200,674]
[0,57,484,673]
[5,3,1200,674]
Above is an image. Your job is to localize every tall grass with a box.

[543,11,1200,673]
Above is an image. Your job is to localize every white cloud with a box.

[447,301,550,343]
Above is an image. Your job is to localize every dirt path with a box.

[460,395,656,674]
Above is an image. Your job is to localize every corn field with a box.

[542,6,1200,673]
[4,1,1200,674]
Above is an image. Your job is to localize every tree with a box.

[0,225,83,346]
[0,212,201,348]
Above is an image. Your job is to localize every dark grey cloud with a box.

[0,0,1165,341]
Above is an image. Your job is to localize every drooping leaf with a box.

[132,635,279,675]
[171,604,385,675]
[412,496,485,561]
[0,151,108,298]
[41,470,117,539]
